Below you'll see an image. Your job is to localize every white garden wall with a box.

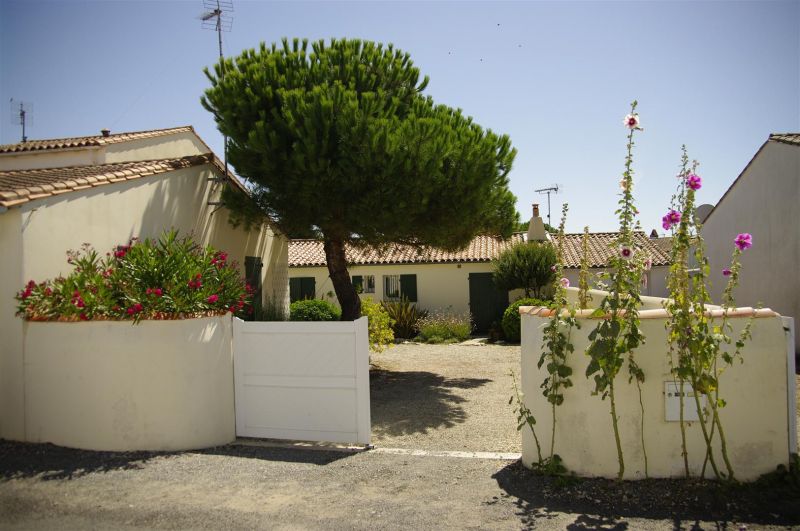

[23,316,235,451]
[520,303,795,481]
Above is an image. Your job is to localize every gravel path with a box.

[370,341,521,453]
[2,440,799,530]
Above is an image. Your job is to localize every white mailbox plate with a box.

[664,381,705,422]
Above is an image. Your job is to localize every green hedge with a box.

[289,299,341,321]
[501,298,550,343]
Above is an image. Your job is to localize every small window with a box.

[383,274,417,302]
[353,275,375,294]
[289,277,316,302]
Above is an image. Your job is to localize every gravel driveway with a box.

[370,341,521,453]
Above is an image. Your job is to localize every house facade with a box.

[701,133,799,355]
[289,208,671,332]
[0,126,289,441]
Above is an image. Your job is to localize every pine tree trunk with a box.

[323,237,361,321]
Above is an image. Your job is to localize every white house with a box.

[0,125,289,442]
[701,132,799,355]
[289,206,671,332]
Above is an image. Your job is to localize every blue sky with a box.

[1,0,798,233]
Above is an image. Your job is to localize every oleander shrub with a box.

[417,309,472,343]
[381,298,428,339]
[501,298,551,343]
[360,297,394,352]
[289,299,341,321]
[14,231,253,323]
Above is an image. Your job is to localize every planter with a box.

[23,315,235,451]
[520,302,795,480]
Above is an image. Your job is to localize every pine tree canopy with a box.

[201,37,519,249]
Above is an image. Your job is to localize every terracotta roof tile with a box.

[0,126,195,154]
[0,154,213,208]
[289,232,672,268]
[769,133,800,146]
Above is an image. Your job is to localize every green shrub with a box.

[381,298,428,339]
[289,299,341,321]
[360,297,394,352]
[417,309,472,343]
[492,242,557,299]
[14,231,252,323]
[501,298,550,343]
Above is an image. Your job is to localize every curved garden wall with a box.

[520,304,795,481]
[22,315,235,451]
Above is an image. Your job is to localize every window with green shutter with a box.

[289,277,316,302]
[352,275,363,293]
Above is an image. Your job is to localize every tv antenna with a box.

[9,99,33,143]
[534,184,560,227]
[199,0,233,185]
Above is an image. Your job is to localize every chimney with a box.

[100,128,111,137]
[527,202,547,242]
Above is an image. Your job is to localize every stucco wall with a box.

[289,263,669,313]
[23,316,235,451]
[520,307,793,480]
[702,141,800,355]
[0,209,24,440]
[290,262,495,315]
[0,148,101,171]
[1,166,287,440]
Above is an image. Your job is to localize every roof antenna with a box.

[10,98,33,143]
[199,0,233,189]
[534,184,560,227]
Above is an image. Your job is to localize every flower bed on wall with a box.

[15,232,245,451]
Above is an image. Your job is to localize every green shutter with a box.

[400,274,417,302]
[352,275,363,293]
[289,278,302,302]
[300,277,316,300]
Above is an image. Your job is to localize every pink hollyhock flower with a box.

[644,258,652,271]
[686,173,702,191]
[550,265,557,272]
[722,268,732,277]
[619,246,633,260]
[734,233,752,251]
[207,294,219,304]
[560,278,570,288]
[661,209,681,230]
[623,113,640,129]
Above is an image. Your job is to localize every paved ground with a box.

[1,343,799,529]
[370,341,521,453]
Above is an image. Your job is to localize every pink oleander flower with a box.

[207,294,219,304]
[79,313,88,321]
[722,268,732,277]
[623,113,640,129]
[74,298,85,309]
[661,209,681,230]
[560,277,570,288]
[686,173,702,191]
[146,288,152,295]
[619,246,633,260]
[153,288,162,297]
[734,233,752,251]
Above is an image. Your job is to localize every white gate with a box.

[232,317,371,445]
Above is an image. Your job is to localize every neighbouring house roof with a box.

[289,232,672,268]
[704,132,800,223]
[0,154,213,208]
[0,126,195,154]
[768,133,800,146]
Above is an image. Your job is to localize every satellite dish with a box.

[696,204,714,224]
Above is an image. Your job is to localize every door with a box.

[468,272,509,334]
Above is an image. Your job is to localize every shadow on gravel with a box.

[0,440,353,481]
[493,460,800,529]
[370,369,491,436]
